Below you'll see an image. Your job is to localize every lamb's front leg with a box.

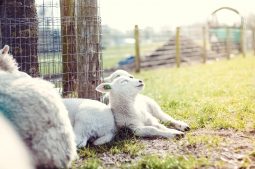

[131,125,184,138]
[75,135,88,148]
[150,103,190,131]
[74,122,88,148]
[93,133,115,145]
[159,113,190,132]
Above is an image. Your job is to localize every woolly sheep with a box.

[0,114,34,169]
[0,46,77,168]
[63,98,116,148]
[103,69,190,132]
[96,76,185,138]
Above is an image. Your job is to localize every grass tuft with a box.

[126,155,210,169]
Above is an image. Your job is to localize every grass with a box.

[78,139,143,159]
[75,55,255,168]
[38,52,62,76]
[185,134,223,148]
[126,155,210,169]
[135,55,255,131]
[102,42,165,69]
[37,42,164,76]
[74,158,102,169]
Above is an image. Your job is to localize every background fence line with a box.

[102,25,255,73]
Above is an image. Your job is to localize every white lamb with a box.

[0,114,34,169]
[63,98,116,148]
[0,45,77,168]
[103,69,190,132]
[96,76,185,138]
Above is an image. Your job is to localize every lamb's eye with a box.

[120,80,128,85]
[115,75,120,78]
[129,76,134,79]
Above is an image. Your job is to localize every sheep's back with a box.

[0,71,77,168]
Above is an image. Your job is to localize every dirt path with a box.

[77,129,255,168]
[140,129,255,168]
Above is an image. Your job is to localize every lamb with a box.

[103,69,190,132]
[63,98,116,148]
[0,45,77,168]
[96,76,185,138]
[0,114,34,169]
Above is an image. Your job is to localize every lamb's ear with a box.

[103,75,112,82]
[96,83,112,93]
[2,45,9,54]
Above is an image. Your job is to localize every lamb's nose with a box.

[139,80,143,83]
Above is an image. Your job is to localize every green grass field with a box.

[136,55,255,131]
[102,42,165,69]
[75,55,255,169]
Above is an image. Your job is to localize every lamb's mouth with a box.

[137,84,144,87]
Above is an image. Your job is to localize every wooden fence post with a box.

[76,0,102,100]
[175,27,180,67]
[226,27,231,59]
[134,25,141,73]
[202,26,207,63]
[253,27,255,56]
[0,0,39,77]
[240,23,245,57]
[60,0,77,97]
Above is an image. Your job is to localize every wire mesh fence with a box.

[0,0,102,100]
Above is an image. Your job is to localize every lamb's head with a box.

[0,45,18,73]
[104,69,134,82]
[96,76,144,97]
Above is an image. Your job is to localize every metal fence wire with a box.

[0,0,103,100]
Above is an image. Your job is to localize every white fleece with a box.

[0,45,77,168]
[0,114,34,169]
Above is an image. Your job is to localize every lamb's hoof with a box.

[174,121,190,132]
[184,126,190,131]
[175,132,185,140]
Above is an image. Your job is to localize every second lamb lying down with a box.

[103,69,190,132]
[96,76,185,138]
[63,98,117,148]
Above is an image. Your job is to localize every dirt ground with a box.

[76,129,255,169]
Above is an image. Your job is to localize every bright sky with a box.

[100,0,255,31]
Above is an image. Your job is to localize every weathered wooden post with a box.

[175,27,181,67]
[226,27,231,59]
[253,27,255,56]
[240,19,245,57]
[0,0,39,77]
[60,0,77,97]
[202,26,207,63]
[76,0,102,100]
[134,25,141,73]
